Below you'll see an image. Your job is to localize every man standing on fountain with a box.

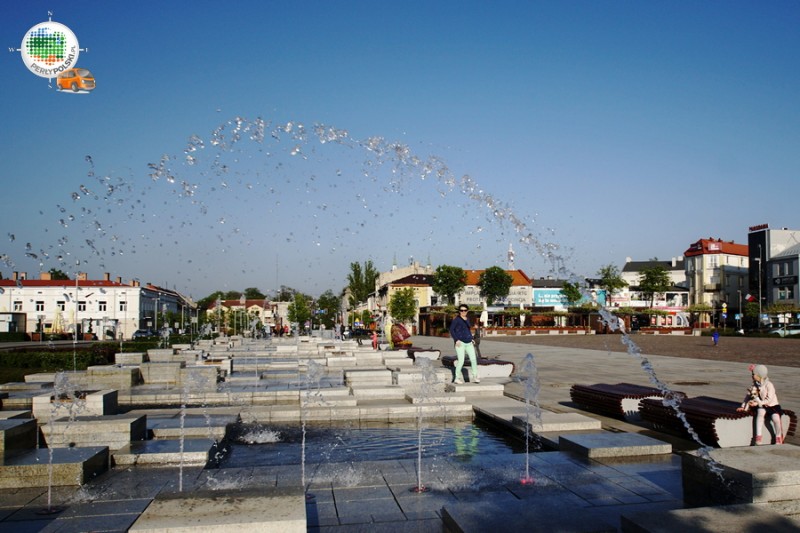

[450,306,479,384]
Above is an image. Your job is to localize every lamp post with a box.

[119,291,126,351]
[737,290,742,332]
[73,262,80,372]
[239,294,246,336]
[757,244,763,326]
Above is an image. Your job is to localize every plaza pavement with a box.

[0,334,798,532]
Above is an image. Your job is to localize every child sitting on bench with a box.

[736,364,784,445]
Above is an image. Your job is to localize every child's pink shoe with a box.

[776,435,783,445]
[755,436,763,445]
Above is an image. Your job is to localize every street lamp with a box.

[757,244,763,326]
[239,294,246,336]
[737,290,742,332]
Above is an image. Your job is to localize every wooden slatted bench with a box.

[441,355,515,379]
[569,383,685,422]
[639,395,797,448]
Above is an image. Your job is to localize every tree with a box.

[389,288,417,324]
[431,265,467,306]
[596,264,627,305]
[346,260,379,307]
[316,290,340,328]
[478,266,513,305]
[244,287,266,299]
[287,293,311,332]
[275,285,298,301]
[48,268,70,280]
[197,291,225,312]
[561,281,583,307]
[638,266,671,308]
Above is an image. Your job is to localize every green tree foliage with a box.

[275,285,298,301]
[196,291,225,312]
[287,293,311,330]
[561,281,583,307]
[432,265,466,305]
[316,290,340,328]
[638,266,672,308]
[347,260,379,307]
[244,287,266,299]
[48,268,70,280]
[389,288,417,324]
[478,266,513,305]
[597,264,627,302]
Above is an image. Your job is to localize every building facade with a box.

[748,224,800,321]
[0,271,195,339]
[684,238,749,318]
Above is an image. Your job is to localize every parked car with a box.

[768,324,800,337]
[132,329,156,339]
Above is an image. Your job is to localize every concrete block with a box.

[0,419,37,463]
[87,365,140,390]
[558,432,672,458]
[140,362,185,385]
[33,389,119,422]
[512,412,602,433]
[113,438,220,467]
[621,503,800,532]
[0,447,109,488]
[42,414,147,451]
[179,366,219,391]
[115,352,145,364]
[683,446,800,506]
[129,487,306,532]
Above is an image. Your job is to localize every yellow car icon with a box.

[57,68,95,92]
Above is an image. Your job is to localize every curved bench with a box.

[441,355,515,379]
[569,383,684,422]
[639,395,797,447]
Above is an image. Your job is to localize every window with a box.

[78,301,86,312]
[13,301,22,311]
[708,256,718,268]
[57,300,66,311]
[98,301,107,312]
[119,301,127,312]
[35,301,44,312]
[778,287,795,301]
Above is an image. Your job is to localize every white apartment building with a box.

[0,271,194,339]
[684,238,749,315]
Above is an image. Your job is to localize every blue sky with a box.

[1,1,798,300]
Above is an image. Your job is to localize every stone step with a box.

[148,414,238,440]
[446,382,505,396]
[113,438,221,467]
[326,356,357,367]
[406,393,467,405]
[621,503,800,532]
[394,368,452,386]
[42,414,148,451]
[0,418,37,461]
[557,431,672,458]
[128,487,306,532]
[0,447,109,488]
[382,357,415,368]
[350,386,408,400]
